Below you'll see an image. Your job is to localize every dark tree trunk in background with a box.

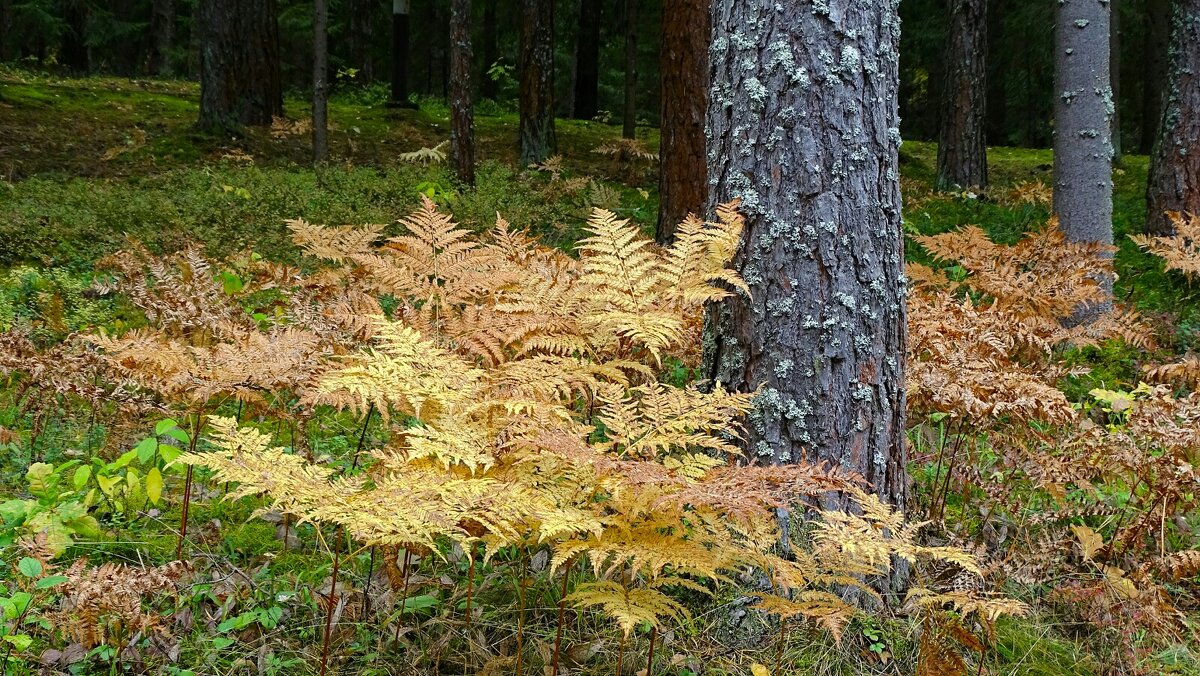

[936,0,989,190]
[519,0,556,165]
[1110,0,1122,163]
[390,0,414,106]
[703,0,909,529]
[349,0,376,82]
[573,0,600,119]
[984,0,1009,145]
[1054,0,1114,319]
[481,0,499,99]
[621,0,638,138]
[149,0,175,75]
[61,0,90,73]
[1141,0,1169,154]
[0,0,12,62]
[449,0,475,185]
[655,0,708,242]
[1146,0,1200,235]
[313,0,329,164]
[197,0,282,130]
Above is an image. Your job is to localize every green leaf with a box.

[17,557,42,578]
[403,595,439,613]
[135,437,158,464]
[96,474,120,497]
[158,444,183,465]
[145,467,163,506]
[34,575,68,589]
[2,633,32,651]
[155,419,179,436]
[212,636,235,650]
[111,449,139,470]
[166,428,190,444]
[72,466,92,492]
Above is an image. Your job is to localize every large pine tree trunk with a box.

[313,0,329,164]
[1053,0,1113,314]
[449,0,475,185]
[936,0,989,190]
[149,0,175,76]
[655,0,708,242]
[481,0,499,100]
[349,0,375,83]
[519,0,556,165]
[1146,0,1200,235]
[1140,0,1169,154]
[621,0,638,139]
[197,0,283,130]
[703,1,908,516]
[573,0,600,119]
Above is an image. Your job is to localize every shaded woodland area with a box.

[0,1,1197,675]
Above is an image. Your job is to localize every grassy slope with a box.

[1,71,1197,675]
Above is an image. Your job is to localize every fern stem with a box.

[774,617,787,675]
[175,412,204,560]
[645,625,657,676]
[515,554,529,676]
[350,403,375,473]
[319,526,343,676]
[551,557,574,676]
[615,631,626,676]
[464,550,476,627]
[363,545,376,618]
[394,548,413,647]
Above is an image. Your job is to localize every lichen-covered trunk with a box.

[937,0,988,191]
[312,0,329,164]
[1141,0,1170,154]
[1110,0,1122,163]
[449,0,476,185]
[1146,0,1200,235]
[197,0,282,131]
[149,0,175,76]
[519,0,556,165]
[1053,0,1113,318]
[656,0,709,243]
[573,0,601,120]
[702,1,908,516]
[622,0,638,139]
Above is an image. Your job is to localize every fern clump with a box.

[176,198,996,645]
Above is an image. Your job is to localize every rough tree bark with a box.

[655,0,708,242]
[349,0,375,82]
[621,0,638,139]
[1110,0,1122,163]
[149,0,175,76]
[703,2,908,518]
[1053,0,1114,318]
[1146,0,1200,235]
[519,0,556,165]
[936,0,989,190]
[313,0,329,164]
[197,0,283,130]
[481,0,499,100]
[1141,0,1170,154]
[389,0,414,107]
[449,0,475,185]
[573,0,601,119]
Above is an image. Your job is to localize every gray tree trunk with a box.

[1146,0,1200,235]
[703,0,908,521]
[197,0,283,130]
[1053,0,1114,319]
[519,0,556,165]
[936,0,989,191]
[449,0,475,185]
[1110,0,1122,164]
[313,0,329,164]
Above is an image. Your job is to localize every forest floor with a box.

[0,69,1198,675]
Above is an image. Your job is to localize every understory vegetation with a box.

[1,74,1199,676]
